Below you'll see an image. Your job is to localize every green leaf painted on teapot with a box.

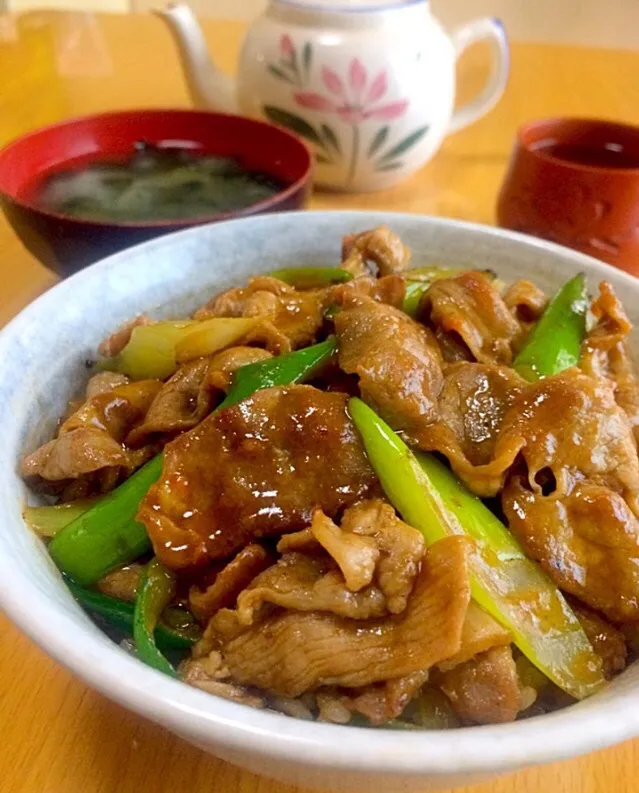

[263,106,324,148]
[321,124,341,155]
[302,42,313,82]
[379,126,429,162]
[267,65,294,84]
[368,126,390,158]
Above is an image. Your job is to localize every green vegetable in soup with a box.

[36,143,283,223]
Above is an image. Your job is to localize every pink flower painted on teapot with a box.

[264,40,426,184]
[280,34,294,59]
[294,59,408,125]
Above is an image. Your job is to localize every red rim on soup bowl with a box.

[0,109,313,277]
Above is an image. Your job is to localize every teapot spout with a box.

[155,2,237,113]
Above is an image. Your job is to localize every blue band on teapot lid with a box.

[276,0,426,12]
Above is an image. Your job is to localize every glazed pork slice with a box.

[498,368,639,622]
[423,364,639,501]
[568,600,627,679]
[189,544,274,623]
[194,275,325,353]
[132,347,275,445]
[204,535,470,698]
[340,226,411,278]
[581,281,639,441]
[138,385,378,569]
[437,646,522,725]
[334,302,526,498]
[498,369,639,502]
[234,550,389,623]
[126,359,215,446]
[327,274,406,310]
[21,379,162,489]
[317,670,430,725]
[418,271,522,364]
[416,362,526,497]
[338,499,426,614]
[432,363,526,468]
[231,500,426,624]
[502,279,548,328]
[503,477,639,622]
[437,602,512,672]
[335,298,444,434]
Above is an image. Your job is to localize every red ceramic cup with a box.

[497,118,639,276]
[0,109,312,277]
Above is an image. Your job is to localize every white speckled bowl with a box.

[1,212,639,792]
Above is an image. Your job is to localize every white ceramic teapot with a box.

[157,1,509,192]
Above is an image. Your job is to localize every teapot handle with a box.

[448,17,509,134]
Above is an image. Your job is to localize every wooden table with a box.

[2,10,639,793]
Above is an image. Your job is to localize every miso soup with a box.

[35,141,284,222]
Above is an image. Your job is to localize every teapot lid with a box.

[277,0,425,10]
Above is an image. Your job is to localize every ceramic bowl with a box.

[0,109,312,277]
[1,211,639,793]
